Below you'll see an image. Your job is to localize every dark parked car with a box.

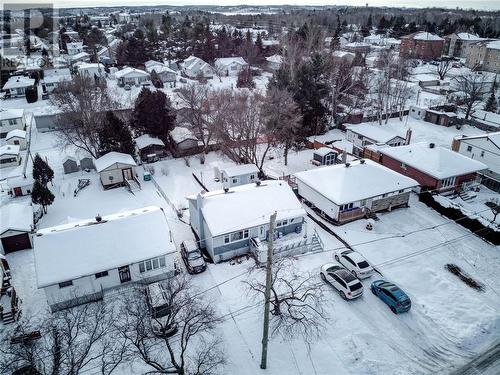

[180,240,206,274]
[371,280,411,314]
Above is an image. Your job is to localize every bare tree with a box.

[0,302,123,375]
[452,72,489,119]
[212,90,272,173]
[50,75,117,158]
[116,276,225,375]
[436,58,452,80]
[177,83,211,151]
[262,87,302,166]
[244,257,327,342]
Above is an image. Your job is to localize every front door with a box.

[122,168,133,181]
[118,265,131,283]
[13,187,22,197]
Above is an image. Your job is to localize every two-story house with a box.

[0,109,25,139]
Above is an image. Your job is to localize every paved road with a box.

[451,341,500,375]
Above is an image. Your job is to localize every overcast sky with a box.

[3,0,499,10]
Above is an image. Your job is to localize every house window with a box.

[360,199,367,206]
[276,219,289,227]
[441,176,456,188]
[340,203,354,211]
[8,119,17,125]
[139,256,167,273]
[232,178,238,184]
[95,271,109,279]
[398,189,405,193]
[59,280,73,288]
[467,145,472,152]
[250,174,255,180]
[230,229,249,242]
[224,234,230,244]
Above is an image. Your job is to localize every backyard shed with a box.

[1,203,33,254]
[313,147,338,166]
[95,152,138,189]
[62,156,79,174]
[79,156,95,170]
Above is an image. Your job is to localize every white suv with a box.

[334,250,374,279]
[320,263,363,300]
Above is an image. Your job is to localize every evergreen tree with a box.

[367,14,373,29]
[33,154,54,185]
[377,16,389,34]
[31,179,55,214]
[255,32,264,54]
[131,88,176,141]
[98,111,136,157]
[484,84,498,113]
[267,66,292,91]
[292,53,329,136]
[201,25,216,64]
[236,68,255,89]
[25,85,38,103]
[150,70,164,88]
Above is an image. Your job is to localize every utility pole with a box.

[260,211,277,370]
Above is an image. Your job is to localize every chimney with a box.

[405,128,412,145]
[223,187,229,193]
[342,150,347,164]
[429,143,435,149]
[360,159,365,164]
[95,214,102,222]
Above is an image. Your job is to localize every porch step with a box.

[126,179,141,192]
[2,311,15,324]
[459,191,474,201]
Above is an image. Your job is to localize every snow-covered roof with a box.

[332,51,355,59]
[6,129,26,140]
[6,175,34,188]
[221,164,259,177]
[94,151,136,172]
[170,127,197,143]
[294,159,418,205]
[380,143,488,179]
[455,33,483,41]
[135,134,165,149]
[314,147,337,157]
[145,63,176,75]
[0,108,24,121]
[77,62,104,71]
[43,68,72,84]
[34,206,176,287]
[68,51,89,61]
[67,42,83,49]
[346,124,404,143]
[0,144,20,156]
[487,40,500,50]
[455,132,500,150]
[1,203,33,235]
[114,66,149,79]
[265,54,283,64]
[189,180,305,237]
[214,57,248,67]
[2,76,35,90]
[345,42,370,48]
[406,32,444,41]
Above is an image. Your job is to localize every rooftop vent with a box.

[345,162,350,168]
[223,187,229,193]
[359,159,365,164]
[429,143,435,149]
[96,214,102,222]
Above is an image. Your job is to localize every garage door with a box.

[1,233,31,253]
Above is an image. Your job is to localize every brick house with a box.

[400,32,444,60]
[378,143,487,193]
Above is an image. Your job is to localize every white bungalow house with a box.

[114,67,150,86]
[5,175,34,197]
[33,206,177,312]
[77,62,106,80]
[294,159,419,224]
[0,109,25,139]
[66,42,84,56]
[346,124,406,156]
[5,129,27,150]
[1,203,33,254]
[144,60,176,83]
[214,57,248,76]
[182,56,214,79]
[42,68,72,93]
[0,145,21,169]
[187,180,306,263]
[219,164,259,189]
[95,151,138,189]
[2,76,35,98]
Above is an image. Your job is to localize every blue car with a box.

[371,280,411,314]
